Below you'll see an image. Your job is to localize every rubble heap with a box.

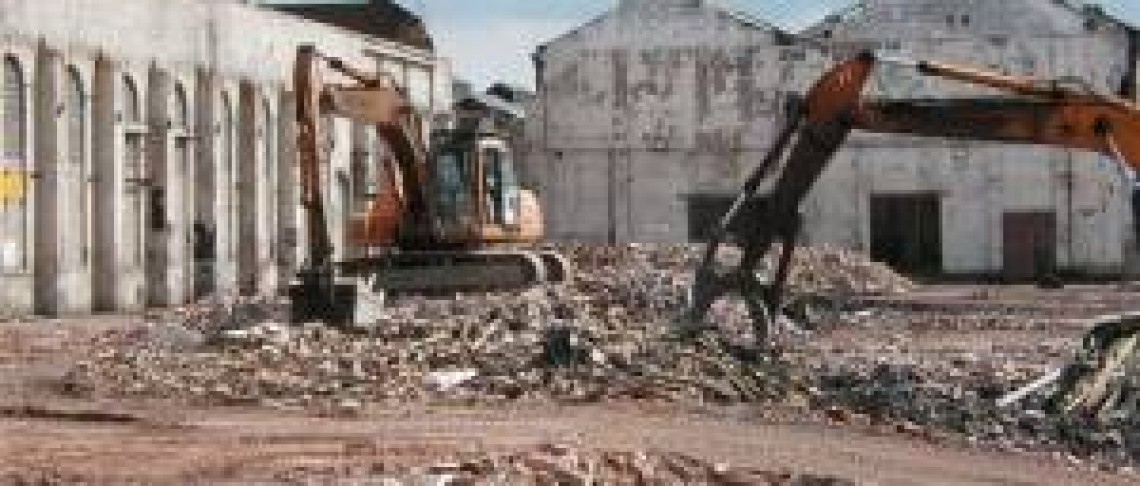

[270,444,856,485]
[64,244,913,408]
[800,309,1140,472]
[554,243,915,297]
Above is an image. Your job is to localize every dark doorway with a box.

[1002,212,1057,282]
[870,194,942,276]
[686,194,736,242]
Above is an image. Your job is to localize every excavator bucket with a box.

[679,53,876,343]
[288,268,357,327]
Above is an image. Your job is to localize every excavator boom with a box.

[685,50,1140,335]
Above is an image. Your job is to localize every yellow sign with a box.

[0,167,27,203]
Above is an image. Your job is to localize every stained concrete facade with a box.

[802,0,1138,277]
[530,0,1139,277]
[530,0,825,244]
[0,0,450,316]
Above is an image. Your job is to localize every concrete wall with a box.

[0,0,449,316]
[803,0,1135,276]
[531,0,1136,276]
[530,0,825,243]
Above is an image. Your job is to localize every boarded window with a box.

[1,56,27,271]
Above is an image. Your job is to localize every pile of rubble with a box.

[554,243,915,297]
[269,444,855,485]
[65,301,791,408]
[798,309,1140,472]
[62,244,913,409]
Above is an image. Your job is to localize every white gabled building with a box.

[530,0,1139,280]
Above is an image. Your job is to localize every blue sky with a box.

[381,1,1140,90]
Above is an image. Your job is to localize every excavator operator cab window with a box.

[435,150,470,225]
[482,146,520,227]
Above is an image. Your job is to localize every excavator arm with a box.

[685,51,1140,337]
[685,51,1140,415]
[290,44,430,324]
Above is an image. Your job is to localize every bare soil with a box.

[1,285,1138,485]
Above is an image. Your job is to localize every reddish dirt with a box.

[0,288,1137,485]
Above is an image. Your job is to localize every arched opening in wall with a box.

[1,56,28,275]
[121,75,146,305]
[66,66,88,270]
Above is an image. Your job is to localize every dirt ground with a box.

[1,285,1138,485]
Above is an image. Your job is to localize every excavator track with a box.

[341,250,573,294]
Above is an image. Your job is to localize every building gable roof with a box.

[269,0,433,50]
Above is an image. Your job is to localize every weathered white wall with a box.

[531,0,1136,276]
[531,0,825,242]
[0,0,448,315]
[803,0,1135,275]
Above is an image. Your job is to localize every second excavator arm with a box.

[684,51,1140,338]
[684,51,1140,415]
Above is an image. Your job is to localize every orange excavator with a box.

[684,51,1140,414]
[289,45,568,324]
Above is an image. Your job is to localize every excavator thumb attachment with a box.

[1048,313,1140,416]
[679,52,875,344]
[679,114,853,343]
[997,312,1140,418]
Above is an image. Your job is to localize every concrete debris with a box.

[803,307,1140,472]
[47,244,1140,473]
[268,445,856,485]
[64,245,912,409]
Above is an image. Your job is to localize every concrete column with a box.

[89,59,149,312]
[215,85,239,295]
[33,44,93,316]
[91,57,126,312]
[276,91,300,290]
[0,45,36,316]
[259,89,279,294]
[237,82,271,295]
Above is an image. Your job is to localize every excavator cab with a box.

[427,129,541,245]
